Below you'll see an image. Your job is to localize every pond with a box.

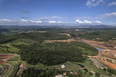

[78,64,88,72]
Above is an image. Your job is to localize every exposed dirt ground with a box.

[44,39,76,43]
[0,54,14,64]
[17,63,27,75]
[76,37,116,70]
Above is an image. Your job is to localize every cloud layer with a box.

[21,19,41,23]
[97,12,116,19]
[108,2,116,6]
[0,19,18,23]
[21,10,29,13]
[86,0,104,7]
[75,19,101,24]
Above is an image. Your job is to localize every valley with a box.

[0,26,116,77]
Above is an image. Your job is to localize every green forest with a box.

[13,41,98,65]
[0,30,98,65]
[1,26,116,77]
[16,68,82,77]
[77,31,116,42]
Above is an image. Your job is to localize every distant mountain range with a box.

[0,24,115,28]
[76,24,111,28]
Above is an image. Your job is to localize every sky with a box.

[0,0,116,26]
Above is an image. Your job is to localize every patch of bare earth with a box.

[76,37,116,70]
[59,33,71,36]
[44,39,76,43]
[17,63,27,75]
[0,54,14,65]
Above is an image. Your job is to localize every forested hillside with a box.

[0,32,69,44]
[16,68,82,77]
[13,41,98,65]
[78,31,116,41]
[21,32,69,43]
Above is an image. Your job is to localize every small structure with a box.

[55,75,63,77]
[74,72,78,76]
[61,64,65,69]
[70,72,73,74]
[63,72,67,75]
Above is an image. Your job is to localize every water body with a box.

[78,64,88,72]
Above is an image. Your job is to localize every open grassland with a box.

[26,61,82,71]
[73,58,109,76]
[14,58,108,75]
[0,43,19,53]
[78,47,98,56]
[14,58,109,77]
[8,56,20,61]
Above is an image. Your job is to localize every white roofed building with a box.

[61,64,65,69]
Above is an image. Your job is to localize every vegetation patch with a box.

[8,56,20,61]
[78,31,116,42]
[15,42,85,65]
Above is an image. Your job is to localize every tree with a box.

[95,72,100,77]
[89,72,93,76]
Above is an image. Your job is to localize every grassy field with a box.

[78,47,98,56]
[0,39,28,54]
[13,58,109,76]
[26,61,82,71]
[8,56,20,61]
[0,43,19,53]
[74,58,109,76]
[1,51,108,76]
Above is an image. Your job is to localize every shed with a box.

[61,64,65,69]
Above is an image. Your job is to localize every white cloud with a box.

[33,16,68,21]
[95,20,101,23]
[0,19,17,22]
[74,12,116,19]
[48,21,64,23]
[84,20,92,23]
[75,19,102,24]
[21,19,28,22]
[48,21,56,23]
[104,12,116,16]
[36,21,41,23]
[57,21,62,23]
[21,19,41,23]
[86,0,104,7]
[108,2,116,6]
[75,19,92,23]
[97,12,116,19]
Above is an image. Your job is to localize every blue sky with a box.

[0,0,116,25]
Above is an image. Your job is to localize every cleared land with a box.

[0,54,14,64]
[76,37,116,70]
[44,39,76,43]
[89,58,106,69]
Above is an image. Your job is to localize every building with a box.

[63,72,67,75]
[61,64,65,69]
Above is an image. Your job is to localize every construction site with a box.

[0,54,14,65]
[76,37,116,70]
